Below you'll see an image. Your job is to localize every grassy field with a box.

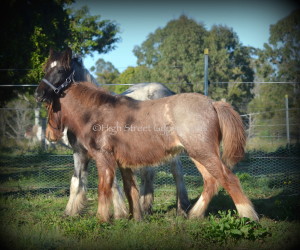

[0,145,299,249]
[0,186,300,250]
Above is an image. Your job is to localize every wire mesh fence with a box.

[0,154,200,195]
[0,82,299,197]
[0,150,299,197]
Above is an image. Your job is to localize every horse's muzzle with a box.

[34,89,48,103]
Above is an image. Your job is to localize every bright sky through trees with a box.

[72,0,299,73]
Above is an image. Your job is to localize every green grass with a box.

[0,145,299,249]
[0,189,299,250]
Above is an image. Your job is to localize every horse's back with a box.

[123,92,217,128]
[121,83,175,101]
[127,92,219,143]
[113,92,220,166]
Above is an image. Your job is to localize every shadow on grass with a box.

[252,193,300,221]
[163,191,300,221]
[1,186,300,222]
[205,191,300,221]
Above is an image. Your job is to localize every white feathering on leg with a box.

[188,195,206,219]
[65,176,87,216]
[236,203,259,221]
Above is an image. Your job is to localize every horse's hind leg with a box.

[170,157,190,216]
[120,167,142,221]
[188,159,219,219]
[139,166,154,214]
[191,157,258,221]
[219,162,258,220]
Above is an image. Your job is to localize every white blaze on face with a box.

[50,61,57,68]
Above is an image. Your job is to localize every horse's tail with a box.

[212,101,246,168]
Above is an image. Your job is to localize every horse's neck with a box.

[62,85,85,108]
[61,83,111,112]
[73,66,86,82]
[59,92,84,135]
[59,84,113,139]
[84,69,98,84]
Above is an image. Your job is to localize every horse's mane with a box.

[72,60,99,85]
[69,81,119,107]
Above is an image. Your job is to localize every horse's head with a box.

[34,47,74,103]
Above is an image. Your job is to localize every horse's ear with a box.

[49,47,54,58]
[62,47,72,68]
[65,47,72,59]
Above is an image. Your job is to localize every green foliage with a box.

[204,26,254,112]
[133,15,207,93]
[0,1,119,105]
[113,67,136,93]
[66,6,120,56]
[248,10,300,142]
[111,65,153,93]
[268,9,300,82]
[0,0,71,105]
[200,210,271,244]
[251,9,300,84]
[93,58,120,92]
[236,172,252,182]
[250,9,300,107]
[132,15,254,108]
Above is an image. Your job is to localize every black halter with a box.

[42,70,75,95]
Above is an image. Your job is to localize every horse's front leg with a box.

[170,157,190,216]
[112,176,128,219]
[65,131,89,216]
[95,152,117,222]
[120,167,143,221]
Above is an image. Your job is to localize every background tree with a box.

[267,9,300,82]
[204,25,254,111]
[133,15,207,93]
[248,10,300,141]
[67,6,119,56]
[0,0,119,106]
[0,0,71,105]
[93,58,119,92]
[111,65,152,94]
[132,15,254,111]
[249,9,300,114]
[113,67,136,94]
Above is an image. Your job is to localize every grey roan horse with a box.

[121,83,190,215]
[36,48,258,222]
[43,49,190,218]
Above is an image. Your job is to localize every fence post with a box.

[34,108,40,126]
[248,113,252,139]
[41,118,46,150]
[204,48,209,96]
[285,94,290,147]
